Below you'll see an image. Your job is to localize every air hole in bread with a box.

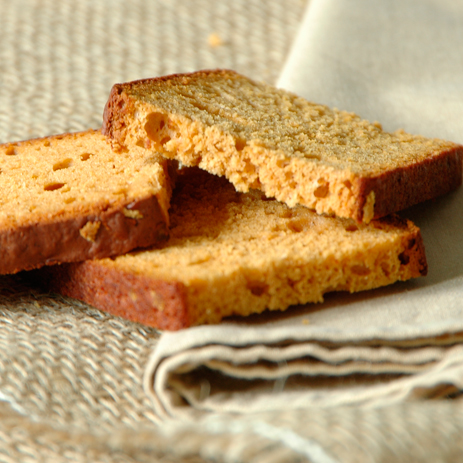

[398,252,410,266]
[247,281,269,297]
[344,224,358,232]
[145,112,171,148]
[287,278,298,289]
[305,154,321,160]
[278,210,293,219]
[343,180,353,190]
[235,138,246,151]
[80,153,93,161]
[44,182,66,191]
[381,263,391,277]
[287,220,304,233]
[287,219,307,233]
[53,158,73,171]
[276,159,290,168]
[64,197,76,204]
[314,183,329,198]
[4,146,16,156]
[351,265,371,276]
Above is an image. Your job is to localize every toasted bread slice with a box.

[0,130,171,274]
[102,70,462,223]
[44,168,427,330]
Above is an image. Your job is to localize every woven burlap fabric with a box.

[0,276,162,430]
[2,396,463,463]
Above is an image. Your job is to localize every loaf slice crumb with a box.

[44,168,427,330]
[102,69,463,223]
[0,129,172,274]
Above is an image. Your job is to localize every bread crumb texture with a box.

[0,130,170,229]
[0,129,173,274]
[63,168,427,330]
[103,70,462,223]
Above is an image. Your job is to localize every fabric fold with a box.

[145,324,463,420]
[145,0,463,421]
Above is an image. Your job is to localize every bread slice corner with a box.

[0,129,172,274]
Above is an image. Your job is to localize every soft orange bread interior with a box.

[45,168,427,330]
[0,129,172,274]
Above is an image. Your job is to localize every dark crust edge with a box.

[0,195,168,275]
[355,145,463,222]
[102,84,134,149]
[395,216,428,278]
[40,261,190,331]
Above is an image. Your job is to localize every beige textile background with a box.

[2,1,463,462]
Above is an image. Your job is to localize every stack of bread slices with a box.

[2,70,462,330]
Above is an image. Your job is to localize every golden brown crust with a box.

[0,195,168,274]
[102,85,134,149]
[357,145,463,221]
[42,261,189,330]
[383,215,428,277]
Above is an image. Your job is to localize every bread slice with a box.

[43,167,427,330]
[102,69,462,223]
[0,129,172,274]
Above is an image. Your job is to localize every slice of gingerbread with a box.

[103,70,462,223]
[43,168,427,331]
[0,129,172,274]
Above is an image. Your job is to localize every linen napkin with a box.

[144,0,463,421]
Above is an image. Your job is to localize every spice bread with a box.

[102,69,463,223]
[0,129,172,274]
[43,167,427,331]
